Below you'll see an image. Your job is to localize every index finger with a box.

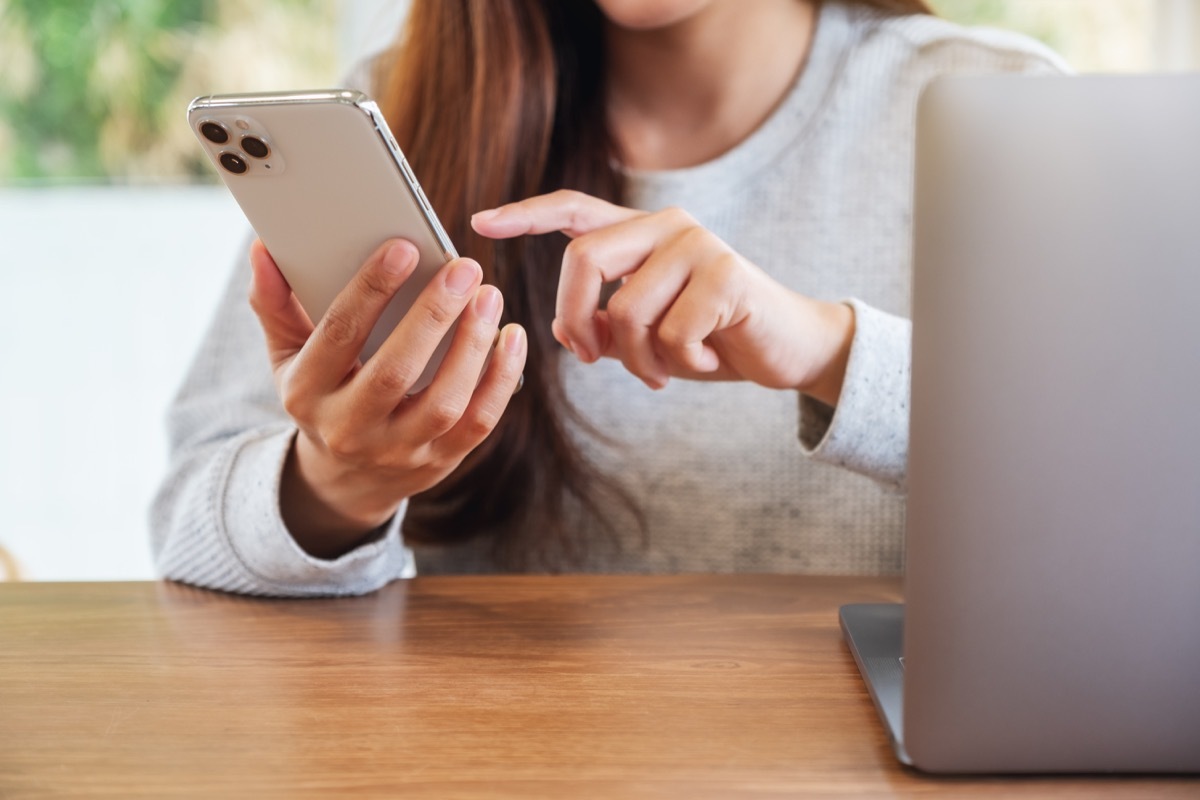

[288,239,420,396]
[470,189,644,240]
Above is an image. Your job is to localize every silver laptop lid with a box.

[905,74,1200,773]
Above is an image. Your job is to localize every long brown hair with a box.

[375,0,931,569]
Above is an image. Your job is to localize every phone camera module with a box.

[200,121,230,145]
[240,136,270,159]
[219,152,248,175]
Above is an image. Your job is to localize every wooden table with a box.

[0,576,1194,798]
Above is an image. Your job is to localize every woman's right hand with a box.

[248,238,527,559]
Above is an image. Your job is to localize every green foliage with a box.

[931,0,1078,56]
[1,1,212,179]
[0,0,336,182]
[0,1,1149,182]
[932,0,1008,20]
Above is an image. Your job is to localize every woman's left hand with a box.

[471,190,855,406]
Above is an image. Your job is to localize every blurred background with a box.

[2,0,1198,580]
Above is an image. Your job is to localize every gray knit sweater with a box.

[151,2,1065,594]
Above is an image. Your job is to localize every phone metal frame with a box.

[187,89,457,261]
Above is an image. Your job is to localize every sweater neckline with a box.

[622,0,855,212]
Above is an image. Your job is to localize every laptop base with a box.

[839,603,910,766]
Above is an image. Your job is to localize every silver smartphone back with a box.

[187,89,457,394]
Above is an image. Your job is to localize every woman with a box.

[152,0,1065,594]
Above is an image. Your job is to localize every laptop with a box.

[841,74,1200,773]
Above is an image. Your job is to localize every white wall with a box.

[0,187,246,579]
[0,2,412,582]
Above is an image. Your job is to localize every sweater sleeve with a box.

[795,20,1071,493]
[149,240,415,596]
[798,298,910,492]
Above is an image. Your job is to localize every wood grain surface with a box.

[0,576,1194,798]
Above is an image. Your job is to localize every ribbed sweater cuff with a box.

[219,425,415,594]
[798,298,910,490]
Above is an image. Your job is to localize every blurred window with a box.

[3,1,1197,182]
[0,0,338,183]
[934,0,1200,73]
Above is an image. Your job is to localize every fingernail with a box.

[503,325,526,355]
[476,285,502,324]
[383,242,416,276]
[446,260,479,296]
[472,208,502,223]
[645,376,669,391]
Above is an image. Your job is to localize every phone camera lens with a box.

[240,136,270,159]
[219,152,248,174]
[200,121,229,145]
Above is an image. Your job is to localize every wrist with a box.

[796,300,855,408]
[281,432,403,559]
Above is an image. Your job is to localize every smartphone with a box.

[188,89,458,394]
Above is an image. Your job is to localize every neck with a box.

[604,0,818,171]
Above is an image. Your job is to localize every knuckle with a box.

[660,205,697,228]
[424,396,466,434]
[378,443,422,472]
[459,327,495,366]
[278,376,310,421]
[369,359,419,396]
[358,263,397,301]
[462,405,500,441]
[562,241,607,293]
[605,291,641,328]
[322,423,363,461]
[710,253,745,292]
[465,414,496,441]
[280,390,305,422]
[557,190,590,233]
[679,223,715,250]
[422,296,458,330]
[318,307,360,349]
[562,237,597,272]
[657,319,688,349]
[551,188,582,205]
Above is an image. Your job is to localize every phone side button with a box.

[399,159,416,184]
